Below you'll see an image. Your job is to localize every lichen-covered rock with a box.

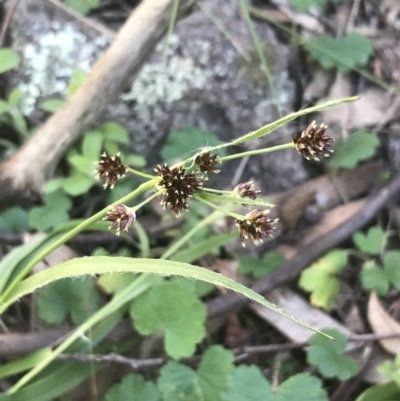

[7,0,307,192]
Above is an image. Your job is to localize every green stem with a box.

[131,190,163,212]
[0,179,157,306]
[195,195,243,220]
[202,187,234,195]
[163,0,180,62]
[218,142,295,162]
[127,167,156,180]
[160,210,225,260]
[238,0,283,118]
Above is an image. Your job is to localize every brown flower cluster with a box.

[236,210,276,247]
[292,121,333,161]
[195,151,220,173]
[234,181,260,200]
[103,205,136,236]
[95,152,128,189]
[155,164,204,216]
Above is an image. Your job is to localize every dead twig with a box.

[54,332,400,370]
[57,352,164,369]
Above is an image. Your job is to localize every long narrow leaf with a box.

[2,256,332,339]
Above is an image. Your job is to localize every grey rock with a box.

[7,0,307,192]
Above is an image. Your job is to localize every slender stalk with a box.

[202,187,235,195]
[132,190,163,212]
[238,0,283,118]
[163,0,180,62]
[160,210,225,260]
[218,142,294,162]
[127,167,156,180]
[195,195,243,220]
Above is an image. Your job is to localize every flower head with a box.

[234,181,260,200]
[292,121,333,161]
[103,205,136,236]
[195,152,220,173]
[95,152,128,189]
[155,164,204,216]
[236,209,276,247]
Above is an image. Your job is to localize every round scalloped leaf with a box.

[328,131,380,170]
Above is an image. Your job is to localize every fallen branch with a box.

[0,0,196,210]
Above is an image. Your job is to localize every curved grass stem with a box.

[218,142,295,162]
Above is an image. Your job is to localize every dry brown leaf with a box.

[251,287,390,384]
[279,199,366,259]
[368,291,400,354]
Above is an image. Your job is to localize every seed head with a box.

[234,181,260,200]
[95,152,128,189]
[155,164,204,216]
[103,205,136,236]
[195,152,220,173]
[292,121,334,161]
[236,209,277,247]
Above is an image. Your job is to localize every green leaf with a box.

[0,99,9,114]
[67,68,87,96]
[299,250,348,310]
[100,122,129,144]
[361,261,389,296]
[0,348,52,379]
[106,179,140,204]
[328,131,380,169]
[0,206,28,232]
[45,178,65,193]
[105,373,160,401]
[307,328,359,380]
[13,115,29,138]
[288,0,327,12]
[64,0,100,14]
[8,88,23,107]
[222,365,273,401]
[130,280,206,359]
[356,381,400,401]
[308,33,374,73]
[161,127,225,162]
[40,99,66,113]
[352,226,385,255]
[383,251,400,290]
[378,354,400,385]
[28,191,72,231]
[197,346,235,400]
[158,346,234,401]
[124,154,147,168]
[169,277,215,298]
[82,130,103,161]
[1,257,333,341]
[274,374,328,401]
[62,173,94,196]
[171,232,237,264]
[37,276,100,325]
[158,361,197,401]
[239,251,285,278]
[0,48,21,73]
[98,273,136,295]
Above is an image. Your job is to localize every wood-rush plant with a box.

[0,96,357,395]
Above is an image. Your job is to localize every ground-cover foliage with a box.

[1,0,400,400]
